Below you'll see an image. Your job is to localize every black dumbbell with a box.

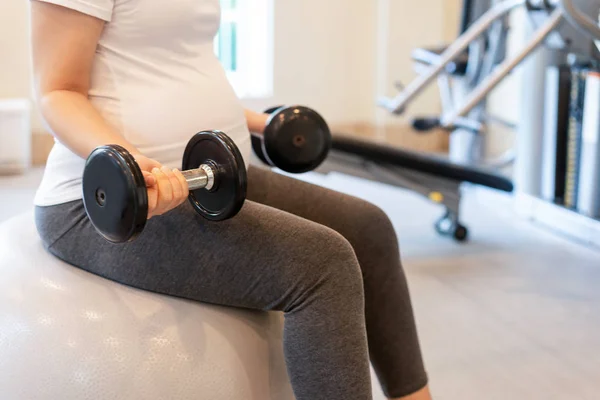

[82,131,247,243]
[251,105,332,173]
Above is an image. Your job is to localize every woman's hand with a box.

[133,153,162,187]
[132,154,189,219]
[244,109,270,134]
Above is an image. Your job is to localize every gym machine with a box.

[410,0,512,168]
[318,0,600,241]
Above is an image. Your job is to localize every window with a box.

[215,0,274,99]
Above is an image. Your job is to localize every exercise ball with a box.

[0,213,294,400]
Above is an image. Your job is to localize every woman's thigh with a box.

[36,196,374,400]
[247,166,400,257]
[35,198,362,312]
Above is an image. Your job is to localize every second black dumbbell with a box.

[251,105,332,173]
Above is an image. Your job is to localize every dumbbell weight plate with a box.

[82,145,148,243]
[263,105,332,173]
[251,105,283,167]
[183,131,247,221]
[251,135,271,166]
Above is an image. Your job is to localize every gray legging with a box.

[35,166,428,400]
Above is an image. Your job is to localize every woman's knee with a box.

[310,226,362,280]
[339,199,406,281]
[351,200,399,246]
[290,225,365,310]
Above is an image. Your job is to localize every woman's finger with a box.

[142,171,156,187]
[161,166,183,210]
[152,167,173,216]
[146,185,159,219]
[172,169,189,199]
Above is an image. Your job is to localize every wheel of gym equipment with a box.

[434,214,453,235]
[453,224,469,242]
[434,214,468,243]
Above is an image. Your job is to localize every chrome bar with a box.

[181,165,214,191]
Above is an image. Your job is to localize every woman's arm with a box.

[244,109,270,134]
[31,1,139,159]
[31,1,190,218]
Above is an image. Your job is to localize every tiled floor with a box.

[1,166,599,400]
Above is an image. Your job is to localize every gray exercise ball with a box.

[0,213,293,400]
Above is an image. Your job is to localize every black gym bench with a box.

[315,134,514,241]
[332,135,513,192]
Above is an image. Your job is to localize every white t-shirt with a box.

[34,0,251,206]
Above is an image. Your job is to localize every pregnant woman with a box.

[31,1,432,399]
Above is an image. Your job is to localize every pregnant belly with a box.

[91,71,251,168]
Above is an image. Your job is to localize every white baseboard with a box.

[514,192,600,248]
[465,186,600,249]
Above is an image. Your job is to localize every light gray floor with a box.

[0,168,45,223]
[1,167,599,400]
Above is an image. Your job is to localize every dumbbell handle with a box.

[179,163,216,191]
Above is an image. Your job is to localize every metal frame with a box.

[378,0,526,115]
[380,0,600,125]
[317,151,465,238]
[378,0,600,169]
[441,8,563,128]
[410,0,513,165]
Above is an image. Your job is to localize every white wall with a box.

[0,1,31,100]
[374,0,462,126]
[1,0,460,136]
[243,0,462,127]
[243,0,378,125]
[0,0,40,132]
